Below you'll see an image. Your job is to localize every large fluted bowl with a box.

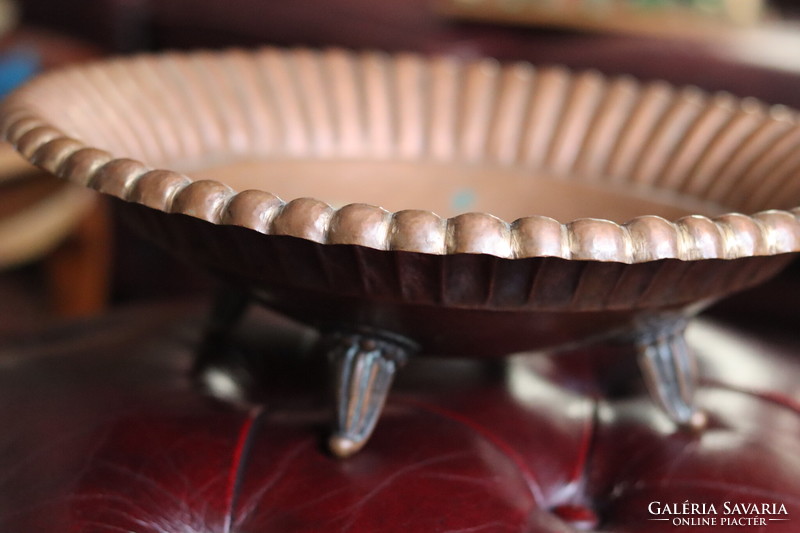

[3,48,800,357]
[7,48,800,455]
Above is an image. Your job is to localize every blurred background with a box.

[1,0,800,336]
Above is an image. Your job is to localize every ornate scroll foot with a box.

[637,322,706,430]
[326,333,415,458]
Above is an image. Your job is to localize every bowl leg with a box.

[194,288,251,375]
[636,321,706,430]
[325,332,415,458]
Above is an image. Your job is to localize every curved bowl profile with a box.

[7,48,800,454]
[2,48,799,357]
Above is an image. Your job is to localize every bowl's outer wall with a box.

[120,202,792,356]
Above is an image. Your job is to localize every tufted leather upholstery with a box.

[0,301,798,532]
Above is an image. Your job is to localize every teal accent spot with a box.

[452,188,477,212]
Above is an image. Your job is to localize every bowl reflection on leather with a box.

[4,48,800,455]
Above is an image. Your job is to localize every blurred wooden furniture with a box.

[0,147,111,316]
[438,0,768,39]
[22,0,790,107]
[0,28,109,318]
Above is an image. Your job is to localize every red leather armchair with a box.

[6,3,800,532]
[0,302,798,532]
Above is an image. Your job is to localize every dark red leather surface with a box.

[0,302,798,532]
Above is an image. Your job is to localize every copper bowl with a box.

[4,48,800,455]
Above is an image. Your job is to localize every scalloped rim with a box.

[3,54,800,264]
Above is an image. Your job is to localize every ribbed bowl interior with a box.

[14,49,800,212]
[4,48,800,264]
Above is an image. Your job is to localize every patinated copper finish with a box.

[3,49,800,454]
